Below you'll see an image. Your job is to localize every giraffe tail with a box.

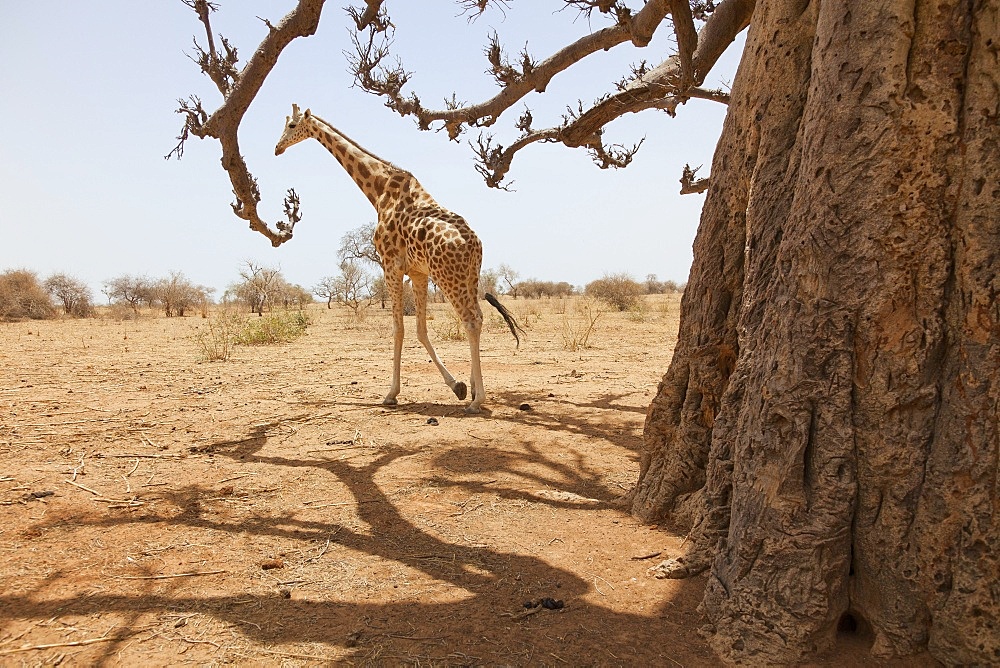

[484,293,525,348]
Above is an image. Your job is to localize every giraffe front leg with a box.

[383,271,405,407]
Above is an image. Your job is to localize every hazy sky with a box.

[0,2,745,298]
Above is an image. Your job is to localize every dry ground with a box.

[1,295,901,666]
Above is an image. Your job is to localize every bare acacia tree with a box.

[338,221,382,267]
[43,273,95,318]
[103,274,153,315]
[496,263,521,299]
[153,271,212,317]
[232,261,284,315]
[312,275,340,309]
[334,259,377,317]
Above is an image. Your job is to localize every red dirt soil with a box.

[1,297,922,666]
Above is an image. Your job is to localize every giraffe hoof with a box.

[453,382,468,401]
[464,404,483,415]
[382,397,398,407]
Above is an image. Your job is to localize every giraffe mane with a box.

[307,112,410,175]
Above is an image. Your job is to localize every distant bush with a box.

[195,309,311,360]
[234,310,310,345]
[0,270,56,321]
[154,271,214,317]
[643,274,685,295]
[103,274,153,315]
[517,279,576,299]
[585,273,644,311]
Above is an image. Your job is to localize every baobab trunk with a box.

[631,0,998,664]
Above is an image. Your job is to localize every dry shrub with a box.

[512,300,542,328]
[562,297,605,351]
[195,310,311,360]
[236,310,310,345]
[107,303,145,321]
[626,298,651,322]
[44,273,95,318]
[194,311,246,361]
[585,273,643,311]
[0,269,56,321]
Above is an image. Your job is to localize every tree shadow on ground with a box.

[4,417,712,664]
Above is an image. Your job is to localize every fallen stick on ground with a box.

[0,635,124,655]
[116,570,226,580]
[64,479,101,495]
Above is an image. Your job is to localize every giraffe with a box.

[275,104,523,414]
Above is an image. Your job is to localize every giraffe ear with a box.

[304,108,312,118]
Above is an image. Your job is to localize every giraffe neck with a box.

[306,116,409,210]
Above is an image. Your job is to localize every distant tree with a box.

[518,279,576,299]
[43,273,94,317]
[103,274,153,315]
[644,275,683,294]
[371,275,388,309]
[338,221,382,267]
[334,259,376,317]
[554,282,575,297]
[479,267,500,299]
[273,280,312,309]
[497,264,520,299]
[0,269,56,321]
[586,273,643,311]
[229,261,283,315]
[312,276,339,309]
[153,271,212,317]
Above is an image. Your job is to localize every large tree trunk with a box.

[631,0,999,663]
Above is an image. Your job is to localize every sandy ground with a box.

[1,295,908,666]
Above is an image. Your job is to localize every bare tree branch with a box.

[170,0,327,246]
[174,0,752,240]
[350,0,753,189]
[679,163,710,194]
[346,1,391,31]
[349,0,672,139]
[667,0,698,90]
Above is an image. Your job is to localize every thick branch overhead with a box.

[170,0,327,246]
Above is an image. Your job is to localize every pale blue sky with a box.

[0,1,745,298]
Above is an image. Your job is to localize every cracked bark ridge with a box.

[634,0,999,663]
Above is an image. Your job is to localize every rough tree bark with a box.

[632,0,999,664]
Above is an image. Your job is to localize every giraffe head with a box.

[275,104,314,156]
